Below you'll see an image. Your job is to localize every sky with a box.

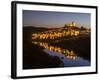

[23,10,91,28]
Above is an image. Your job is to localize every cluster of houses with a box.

[32,22,82,40]
[32,30,80,40]
[32,22,80,40]
[32,21,90,40]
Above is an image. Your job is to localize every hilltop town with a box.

[32,21,90,40]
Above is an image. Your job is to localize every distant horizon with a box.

[23,25,90,29]
[23,10,91,28]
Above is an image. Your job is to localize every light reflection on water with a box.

[44,49,90,67]
[32,41,90,67]
[32,41,77,60]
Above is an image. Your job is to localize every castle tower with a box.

[72,21,76,27]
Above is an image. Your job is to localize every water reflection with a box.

[44,49,90,67]
[32,41,77,60]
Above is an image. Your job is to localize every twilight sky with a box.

[23,10,91,28]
